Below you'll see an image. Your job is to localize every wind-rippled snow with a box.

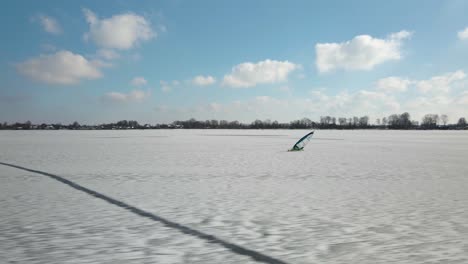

[1,130,468,264]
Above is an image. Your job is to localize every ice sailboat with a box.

[288,131,314,151]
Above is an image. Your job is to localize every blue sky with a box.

[1,0,468,124]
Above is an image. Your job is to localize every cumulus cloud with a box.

[458,27,468,40]
[154,105,169,112]
[41,43,57,52]
[373,70,468,120]
[36,15,62,34]
[374,70,466,96]
[102,89,150,103]
[404,93,468,121]
[376,76,412,93]
[163,89,400,123]
[315,30,412,73]
[96,49,120,60]
[191,96,290,120]
[131,77,147,86]
[160,80,179,92]
[371,70,467,119]
[192,75,216,86]
[83,8,155,50]
[16,50,102,85]
[305,89,401,117]
[158,69,467,123]
[222,59,299,88]
[416,70,466,94]
[307,90,400,117]
[209,102,222,111]
[279,86,292,93]
[456,91,468,105]
[152,68,468,123]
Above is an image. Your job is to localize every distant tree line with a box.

[1,112,467,130]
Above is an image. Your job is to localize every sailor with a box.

[293,145,303,151]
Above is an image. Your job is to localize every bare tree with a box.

[320,116,326,125]
[353,116,359,126]
[71,121,80,129]
[458,117,467,127]
[272,120,279,128]
[252,119,263,129]
[229,120,240,128]
[441,114,448,126]
[388,114,399,128]
[359,116,369,127]
[300,118,312,127]
[422,114,439,128]
[400,112,412,128]
[338,117,347,126]
[220,120,228,128]
[382,117,388,126]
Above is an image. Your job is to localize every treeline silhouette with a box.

[1,112,467,130]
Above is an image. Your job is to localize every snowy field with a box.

[1,129,468,264]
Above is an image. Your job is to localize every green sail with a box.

[289,131,314,151]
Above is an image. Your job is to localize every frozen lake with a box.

[1,129,468,264]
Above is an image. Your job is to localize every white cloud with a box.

[102,89,150,103]
[40,43,57,52]
[154,105,169,112]
[152,72,468,123]
[154,69,467,123]
[16,50,102,85]
[376,76,412,93]
[37,15,62,34]
[315,30,412,73]
[374,70,466,96]
[279,86,292,93]
[96,49,120,60]
[371,70,468,120]
[83,8,155,50]
[160,80,178,92]
[456,91,468,105]
[157,80,179,92]
[162,89,400,123]
[416,70,466,94]
[405,93,468,121]
[209,102,222,111]
[457,27,468,40]
[192,75,216,86]
[197,96,290,120]
[222,59,299,88]
[306,89,400,118]
[385,70,468,121]
[131,77,147,86]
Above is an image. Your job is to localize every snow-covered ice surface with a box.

[1,129,468,264]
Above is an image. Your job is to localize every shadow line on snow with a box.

[0,161,289,264]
